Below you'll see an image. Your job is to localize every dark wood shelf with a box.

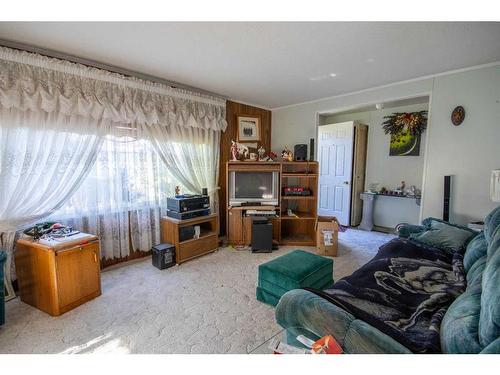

[282,196,315,200]
[282,173,318,177]
[280,233,316,246]
[281,212,316,220]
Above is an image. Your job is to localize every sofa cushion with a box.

[441,281,483,353]
[397,224,425,239]
[466,255,487,285]
[479,225,500,347]
[410,220,475,254]
[463,232,487,272]
[422,217,477,235]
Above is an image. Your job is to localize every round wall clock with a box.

[451,106,465,126]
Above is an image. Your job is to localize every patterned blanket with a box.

[306,238,466,353]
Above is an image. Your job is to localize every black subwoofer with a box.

[152,243,176,270]
[251,217,273,253]
[294,144,308,161]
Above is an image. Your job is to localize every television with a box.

[229,171,279,206]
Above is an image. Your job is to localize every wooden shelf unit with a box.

[226,161,318,247]
[161,213,219,264]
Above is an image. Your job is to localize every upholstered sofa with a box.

[275,206,500,353]
[0,250,6,326]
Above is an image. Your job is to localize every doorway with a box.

[317,95,430,230]
[317,121,367,226]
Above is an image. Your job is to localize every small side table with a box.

[15,234,101,316]
[359,193,375,231]
[160,213,218,264]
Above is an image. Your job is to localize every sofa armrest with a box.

[480,337,500,353]
[396,223,425,238]
[275,289,411,353]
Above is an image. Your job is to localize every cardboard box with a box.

[315,216,339,257]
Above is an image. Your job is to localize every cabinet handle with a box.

[94,252,97,263]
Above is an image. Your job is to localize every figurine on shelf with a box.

[282,146,293,162]
[258,146,266,161]
[368,183,379,194]
[394,181,406,196]
[175,186,181,196]
[268,151,277,161]
[230,140,250,161]
[407,185,417,197]
[230,140,238,161]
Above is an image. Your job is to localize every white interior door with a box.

[317,121,354,225]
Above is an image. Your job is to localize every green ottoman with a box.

[257,250,334,307]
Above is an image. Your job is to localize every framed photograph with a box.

[236,115,261,142]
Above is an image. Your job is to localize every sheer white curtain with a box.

[0,45,226,294]
[0,107,106,291]
[141,123,221,213]
[52,127,182,259]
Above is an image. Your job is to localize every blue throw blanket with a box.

[306,238,466,353]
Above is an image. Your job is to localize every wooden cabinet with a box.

[161,214,219,264]
[226,161,318,247]
[15,235,101,316]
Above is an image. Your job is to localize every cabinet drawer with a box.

[178,234,218,262]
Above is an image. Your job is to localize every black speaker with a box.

[309,138,315,161]
[443,175,452,222]
[251,217,273,253]
[294,144,308,161]
[152,243,176,270]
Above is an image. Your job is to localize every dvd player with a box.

[166,208,210,221]
[167,194,210,213]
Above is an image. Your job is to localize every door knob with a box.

[343,181,349,185]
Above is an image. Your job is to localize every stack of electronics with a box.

[282,186,312,196]
[166,193,210,220]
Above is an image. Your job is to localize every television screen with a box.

[234,172,274,199]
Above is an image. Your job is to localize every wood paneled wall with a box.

[218,101,272,235]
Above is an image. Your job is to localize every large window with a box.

[51,131,186,259]
[55,134,177,219]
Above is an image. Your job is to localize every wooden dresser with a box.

[15,234,101,316]
[161,213,219,264]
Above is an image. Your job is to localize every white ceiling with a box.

[0,22,499,109]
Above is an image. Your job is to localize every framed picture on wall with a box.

[236,115,261,142]
[389,130,421,156]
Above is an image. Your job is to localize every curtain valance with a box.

[0,46,227,132]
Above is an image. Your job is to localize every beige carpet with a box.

[0,229,393,354]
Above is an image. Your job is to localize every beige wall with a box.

[421,66,500,224]
[272,65,500,224]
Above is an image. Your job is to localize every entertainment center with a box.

[226,161,318,247]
